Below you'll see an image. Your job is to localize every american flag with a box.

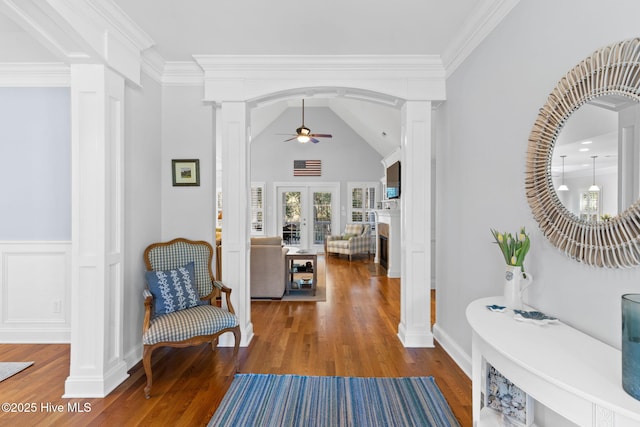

[293,160,321,176]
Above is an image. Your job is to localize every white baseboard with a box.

[433,322,471,378]
[0,328,70,343]
[63,361,129,398]
[398,322,435,348]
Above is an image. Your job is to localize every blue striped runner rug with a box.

[209,374,460,426]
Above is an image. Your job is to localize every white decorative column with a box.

[64,64,129,397]
[397,100,434,348]
[218,102,254,346]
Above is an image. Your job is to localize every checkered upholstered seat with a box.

[143,303,239,345]
[141,238,241,399]
[325,223,372,261]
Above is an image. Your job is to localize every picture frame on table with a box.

[484,363,534,426]
[172,159,200,186]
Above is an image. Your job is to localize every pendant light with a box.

[557,155,569,192]
[588,155,600,192]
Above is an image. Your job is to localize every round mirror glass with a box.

[551,94,640,222]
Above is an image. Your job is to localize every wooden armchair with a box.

[142,238,240,398]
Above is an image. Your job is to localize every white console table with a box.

[467,297,640,426]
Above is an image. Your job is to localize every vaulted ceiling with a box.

[0,0,516,158]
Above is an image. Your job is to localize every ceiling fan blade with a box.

[310,133,332,138]
[283,136,298,142]
[311,137,320,143]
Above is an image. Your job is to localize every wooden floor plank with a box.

[0,254,471,426]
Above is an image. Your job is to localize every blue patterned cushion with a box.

[143,304,239,345]
[146,262,201,315]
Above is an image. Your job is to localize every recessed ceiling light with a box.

[579,148,590,152]
[581,141,593,144]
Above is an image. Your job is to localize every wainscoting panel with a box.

[0,241,71,343]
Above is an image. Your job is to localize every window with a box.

[251,183,265,235]
[580,190,601,222]
[348,183,378,229]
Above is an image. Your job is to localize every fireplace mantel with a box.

[375,209,401,278]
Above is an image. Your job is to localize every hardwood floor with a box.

[0,255,471,426]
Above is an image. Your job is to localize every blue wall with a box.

[0,87,70,240]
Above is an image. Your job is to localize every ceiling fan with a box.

[283,99,333,143]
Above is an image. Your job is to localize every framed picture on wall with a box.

[172,159,200,186]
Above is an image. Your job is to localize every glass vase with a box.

[622,293,640,400]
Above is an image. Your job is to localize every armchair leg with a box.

[143,346,153,399]
[232,325,241,373]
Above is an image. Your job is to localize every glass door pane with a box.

[278,184,338,252]
[282,191,302,246]
[313,191,332,245]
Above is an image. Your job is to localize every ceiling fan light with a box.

[296,126,311,143]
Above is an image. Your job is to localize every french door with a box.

[276,184,339,252]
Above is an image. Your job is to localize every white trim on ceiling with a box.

[0,63,70,86]
[442,0,521,77]
[0,0,518,86]
[138,0,518,85]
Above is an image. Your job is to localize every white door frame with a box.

[273,181,340,251]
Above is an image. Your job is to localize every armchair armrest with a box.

[142,289,153,333]
[210,280,236,314]
[325,234,343,242]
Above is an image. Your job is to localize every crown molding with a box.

[442,0,520,77]
[143,54,444,87]
[192,55,445,103]
[193,54,444,75]
[162,61,204,86]
[1,0,154,84]
[140,49,164,83]
[86,0,154,53]
[0,63,70,86]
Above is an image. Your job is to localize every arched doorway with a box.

[199,56,442,349]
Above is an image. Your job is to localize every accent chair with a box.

[142,238,240,398]
[325,223,371,261]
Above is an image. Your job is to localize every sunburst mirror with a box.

[526,38,640,268]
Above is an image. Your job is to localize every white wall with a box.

[0,87,71,342]
[122,72,163,365]
[0,87,70,240]
[251,106,384,235]
[161,85,215,244]
[437,0,640,366]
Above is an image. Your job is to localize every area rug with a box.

[208,374,460,427]
[0,362,33,382]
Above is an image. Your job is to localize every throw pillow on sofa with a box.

[146,261,202,316]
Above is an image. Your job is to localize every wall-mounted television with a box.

[386,161,401,199]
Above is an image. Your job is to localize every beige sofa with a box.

[250,236,289,298]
